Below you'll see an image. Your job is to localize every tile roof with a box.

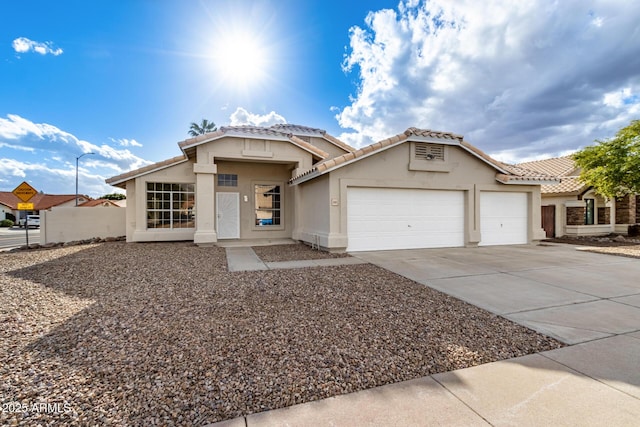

[271,124,356,153]
[106,155,189,187]
[78,199,122,207]
[290,127,558,185]
[495,164,560,183]
[107,125,335,187]
[177,126,330,159]
[0,192,87,210]
[540,176,586,195]
[515,156,586,195]
[270,124,326,135]
[516,156,577,177]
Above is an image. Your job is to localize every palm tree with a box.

[188,119,217,137]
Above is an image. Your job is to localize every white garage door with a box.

[347,187,465,251]
[480,192,528,246]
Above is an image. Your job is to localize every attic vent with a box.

[415,143,444,161]
[297,135,311,143]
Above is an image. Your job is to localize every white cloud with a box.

[337,0,640,160]
[110,137,143,148]
[602,87,638,108]
[0,114,153,197]
[12,37,63,56]
[229,107,286,127]
[0,142,35,152]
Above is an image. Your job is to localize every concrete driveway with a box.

[354,243,640,345]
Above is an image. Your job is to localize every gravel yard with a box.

[252,243,350,262]
[547,235,640,259]
[2,242,562,426]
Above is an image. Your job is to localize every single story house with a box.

[106,124,556,251]
[517,156,639,237]
[0,192,90,222]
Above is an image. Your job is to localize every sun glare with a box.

[213,30,270,90]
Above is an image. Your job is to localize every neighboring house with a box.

[517,156,639,237]
[78,199,122,207]
[0,192,91,221]
[0,200,14,221]
[106,124,556,251]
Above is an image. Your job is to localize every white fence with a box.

[41,207,126,244]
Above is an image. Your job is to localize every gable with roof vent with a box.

[415,143,444,160]
[410,142,449,172]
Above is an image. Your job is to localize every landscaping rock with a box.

[0,242,563,425]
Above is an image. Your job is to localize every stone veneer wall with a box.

[597,207,610,225]
[616,194,637,224]
[567,206,585,225]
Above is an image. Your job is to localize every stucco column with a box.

[193,163,218,245]
[530,191,547,241]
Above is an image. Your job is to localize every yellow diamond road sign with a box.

[12,181,38,203]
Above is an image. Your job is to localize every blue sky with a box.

[1,0,639,197]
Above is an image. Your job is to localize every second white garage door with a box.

[480,192,528,246]
[347,187,465,251]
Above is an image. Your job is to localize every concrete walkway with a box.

[225,247,367,272]
[214,244,640,426]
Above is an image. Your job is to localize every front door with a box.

[216,192,240,239]
[541,205,555,238]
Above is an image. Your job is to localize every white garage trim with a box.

[347,187,465,251]
[480,192,528,246]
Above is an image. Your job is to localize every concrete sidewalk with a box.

[214,336,640,426]
[214,244,640,426]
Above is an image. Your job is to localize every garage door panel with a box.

[347,188,465,251]
[480,192,528,246]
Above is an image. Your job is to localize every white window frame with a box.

[252,181,284,230]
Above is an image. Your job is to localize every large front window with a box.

[255,184,281,226]
[146,183,195,229]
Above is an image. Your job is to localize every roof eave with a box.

[106,157,190,187]
[495,176,561,185]
[289,169,321,185]
[294,137,408,183]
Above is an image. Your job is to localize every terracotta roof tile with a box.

[541,177,587,195]
[0,192,87,210]
[177,126,329,159]
[500,164,556,179]
[404,127,464,141]
[107,126,334,187]
[0,192,19,209]
[517,156,577,177]
[291,130,414,180]
[290,127,560,185]
[78,199,121,207]
[271,124,355,153]
[288,135,329,159]
[515,156,585,194]
[270,124,326,135]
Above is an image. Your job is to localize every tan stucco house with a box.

[517,156,639,237]
[106,124,556,251]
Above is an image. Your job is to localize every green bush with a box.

[0,219,14,227]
